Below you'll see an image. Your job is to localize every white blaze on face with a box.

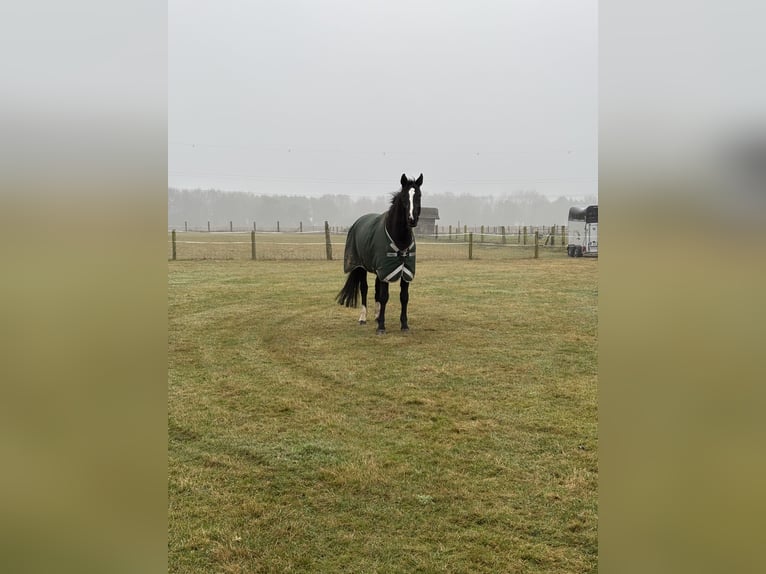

[408,187,415,221]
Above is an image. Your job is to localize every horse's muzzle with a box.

[408,218,418,227]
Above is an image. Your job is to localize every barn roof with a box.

[420,207,439,219]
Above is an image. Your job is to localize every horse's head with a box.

[400,173,423,227]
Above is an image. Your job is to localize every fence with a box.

[171,221,568,241]
[433,224,568,247]
[168,222,569,262]
[173,220,348,234]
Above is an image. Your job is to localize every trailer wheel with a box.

[576,246,583,257]
[567,246,574,257]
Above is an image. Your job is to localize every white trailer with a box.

[567,205,598,257]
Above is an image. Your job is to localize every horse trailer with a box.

[567,205,598,257]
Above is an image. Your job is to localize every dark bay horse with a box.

[336,173,423,334]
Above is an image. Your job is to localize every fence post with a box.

[551,224,555,246]
[448,224,452,241]
[251,231,256,260]
[501,225,506,244]
[480,225,484,243]
[469,232,473,260]
[534,231,539,259]
[299,221,303,233]
[171,229,176,260]
[324,221,333,260]
[184,221,187,232]
[254,221,256,232]
[207,221,210,232]
[561,225,566,247]
[464,224,467,236]
[523,226,527,245]
[277,221,280,233]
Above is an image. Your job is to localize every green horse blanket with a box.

[344,213,416,283]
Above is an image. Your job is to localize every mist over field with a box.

[168,187,597,230]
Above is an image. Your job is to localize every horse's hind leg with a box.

[358,273,368,324]
[399,278,410,332]
[375,278,389,334]
[374,278,381,321]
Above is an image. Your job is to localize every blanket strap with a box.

[383,228,415,282]
[383,264,414,283]
[385,228,415,259]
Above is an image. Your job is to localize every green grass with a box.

[169,258,597,573]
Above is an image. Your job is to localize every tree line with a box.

[168,188,598,230]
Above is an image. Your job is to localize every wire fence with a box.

[167,228,569,261]
[170,222,569,241]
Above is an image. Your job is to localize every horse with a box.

[336,173,423,334]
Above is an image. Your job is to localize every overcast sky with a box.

[169,0,597,199]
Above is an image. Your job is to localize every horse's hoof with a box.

[376,329,386,335]
[401,327,410,333]
[359,320,366,325]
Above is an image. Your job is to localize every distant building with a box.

[416,207,440,237]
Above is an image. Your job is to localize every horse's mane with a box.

[385,189,402,215]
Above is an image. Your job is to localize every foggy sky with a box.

[169,0,597,199]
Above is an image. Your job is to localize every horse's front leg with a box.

[399,278,410,332]
[375,278,389,335]
[358,273,368,324]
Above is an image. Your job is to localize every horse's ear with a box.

[400,173,408,187]
[415,173,423,186]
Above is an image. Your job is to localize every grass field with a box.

[168,257,598,573]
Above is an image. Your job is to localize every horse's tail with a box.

[336,267,366,308]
